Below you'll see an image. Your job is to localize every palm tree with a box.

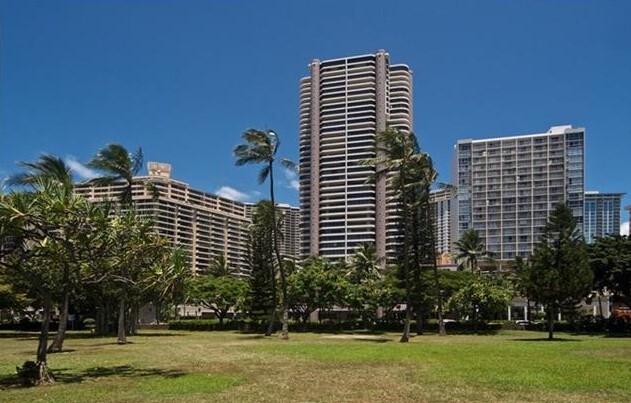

[7,154,74,191]
[234,129,293,340]
[363,127,434,342]
[454,228,493,334]
[454,229,492,274]
[87,144,145,206]
[87,144,156,344]
[348,243,381,285]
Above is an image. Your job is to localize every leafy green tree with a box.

[191,255,246,324]
[245,200,278,334]
[0,271,30,317]
[7,155,80,352]
[287,257,346,325]
[448,275,514,326]
[362,127,434,342]
[194,276,247,324]
[589,235,631,308]
[345,245,386,328]
[0,180,83,383]
[454,229,492,273]
[147,248,193,324]
[234,129,294,339]
[525,204,593,340]
[87,144,168,339]
[106,211,166,344]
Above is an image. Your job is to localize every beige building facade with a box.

[299,50,413,261]
[76,162,299,276]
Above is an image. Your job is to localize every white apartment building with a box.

[454,125,585,260]
[429,187,457,256]
[584,191,624,244]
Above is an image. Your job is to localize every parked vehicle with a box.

[612,306,631,319]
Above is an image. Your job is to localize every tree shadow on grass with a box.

[238,334,271,340]
[511,337,582,342]
[351,337,391,343]
[0,365,185,389]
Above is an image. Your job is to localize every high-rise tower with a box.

[584,191,624,243]
[454,125,585,261]
[299,50,413,260]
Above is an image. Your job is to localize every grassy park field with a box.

[0,330,629,402]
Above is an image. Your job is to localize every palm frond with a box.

[7,154,73,190]
[280,158,296,171]
[131,147,144,176]
[258,165,271,184]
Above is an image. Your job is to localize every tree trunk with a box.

[117,292,127,345]
[37,293,52,363]
[32,292,55,384]
[265,308,275,336]
[96,301,106,335]
[415,309,423,335]
[128,305,138,335]
[269,162,289,340]
[400,175,411,343]
[547,306,555,340]
[48,290,69,353]
[155,301,162,324]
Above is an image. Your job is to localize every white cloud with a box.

[621,221,629,236]
[65,156,98,180]
[215,186,256,202]
[283,167,299,191]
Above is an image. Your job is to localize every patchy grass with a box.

[0,330,629,402]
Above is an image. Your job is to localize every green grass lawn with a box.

[0,329,629,402]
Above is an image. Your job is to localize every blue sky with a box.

[2,0,630,230]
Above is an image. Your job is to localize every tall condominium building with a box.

[299,50,413,261]
[454,125,585,260]
[244,202,300,260]
[429,187,457,257]
[76,162,251,276]
[584,191,624,243]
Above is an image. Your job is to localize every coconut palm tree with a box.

[348,243,381,285]
[7,154,74,191]
[454,229,492,274]
[234,129,293,340]
[87,144,158,344]
[87,144,146,206]
[362,127,434,342]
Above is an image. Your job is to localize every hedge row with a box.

[0,321,87,332]
[167,319,504,334]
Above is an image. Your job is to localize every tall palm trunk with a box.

[269,163,289,340]
[400,174,411,343]
[426,205,446,336]
[117,291,127,344]
[265,264,277,336]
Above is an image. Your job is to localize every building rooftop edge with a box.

[456,125,585,145]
